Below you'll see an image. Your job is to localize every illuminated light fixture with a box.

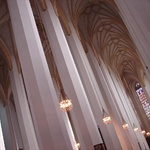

[59,98,73,112]
[102,109,111,124]
[133,124,138,132]
[74,142,80,149]
[141,130,146,135]
[122,119,128,130]
[103,116,111,124]
[146,132,150,136]
[134,127,138,132]
[123,123,128,130]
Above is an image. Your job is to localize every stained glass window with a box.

[135,83,150,122]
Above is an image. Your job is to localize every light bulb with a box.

[75,142,80,149]
[59,99,73,112]
[123,123,128,129]
[103,116,111,124]
[134,127,138,132]
[146,132,150,136]
[141,130,146,134]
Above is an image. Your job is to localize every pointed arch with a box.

[0,83,7,106]
[0,37,12,69]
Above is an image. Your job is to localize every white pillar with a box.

[9,56,39,150]
[9,100,24,150]
[0,102,17,150]
[66,22,122,150]
[103,62,142,150]
[87,49,141,150]
[109,70,149,149]
[7,0,73,150]
[40,1,102,149]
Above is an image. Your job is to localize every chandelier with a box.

[122,119,128,130]
[134,127,138,132]
[59,98,73,112]
[102,108,111,124]
[133,124,138,132]
[146,132,150,136]
[74,142,80,149]
[141,130,146,135]
[122,123,128,130]
[134,128,138,132]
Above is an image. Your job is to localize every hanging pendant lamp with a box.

[102,108,111,124]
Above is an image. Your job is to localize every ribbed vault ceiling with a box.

[0,0,10,105]
[66,0,145,91]
[0,0,146,104]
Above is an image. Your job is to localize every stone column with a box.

[109,70,149,149]
[0,102,17,150]
[7,0,73,149]
[66,22,121,150]
[9,56,39,150]
[40,0,102,149]
[87,49,141,150]
[9,100,24,150]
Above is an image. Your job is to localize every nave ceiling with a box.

[62,0,145,92]
[0,0,146,105]
[0,0,12,105]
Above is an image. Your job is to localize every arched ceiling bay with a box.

[0,0,12,105]
[66,0,145,92]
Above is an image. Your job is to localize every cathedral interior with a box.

[0,0,150,150]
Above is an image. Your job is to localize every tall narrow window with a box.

[0,120,5,150]
[135,83,150,122]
